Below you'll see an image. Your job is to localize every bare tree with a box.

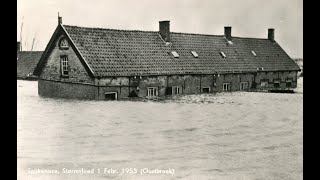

[30,35,36,51]
[19,16,38,51]
[24,35,28,51]
[19,16,24,51]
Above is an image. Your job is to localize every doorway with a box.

[202,87,210,93]
[105,92,117,100]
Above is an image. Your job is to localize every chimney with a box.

[268,28,275,41]
[159,21,170,42]
[224,26,232,41]
[58,16,62,24]
[17,42,20,51]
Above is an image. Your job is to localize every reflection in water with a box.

[17,78,303,180]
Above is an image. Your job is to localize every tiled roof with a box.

[63,25,300,77]
[17,51,43,78]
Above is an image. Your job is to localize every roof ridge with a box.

[64,24,226,37]
[63,24,270,40]
[63,24,156,33]
[170,31,224,37]
[232,36,269,40]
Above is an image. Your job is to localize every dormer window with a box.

[220,52,226,58]
[191,51,198,58]
[251,51,257,56]
[171,51,179,58]
[59,38,69,49]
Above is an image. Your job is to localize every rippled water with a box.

[17,78,303,180]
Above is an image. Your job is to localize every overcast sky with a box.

[17,0,303,58]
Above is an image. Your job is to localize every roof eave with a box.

[34,25,61,76]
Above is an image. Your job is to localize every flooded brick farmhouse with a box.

[33,17,300,100]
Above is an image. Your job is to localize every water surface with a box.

[17,78,303,180]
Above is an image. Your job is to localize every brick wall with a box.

[96,77,131,99]
[215,73,254,92]
[38,79,96,99]
[39,35,94,84]
[97,77,129,86]
[96,86,130,100]
[38,71,298,100]
[137,76,167,97]
[200,75,214,93]
[94,72,298,100]
[255,71,298,89]
[184,75,201,94]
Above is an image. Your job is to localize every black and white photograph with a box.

[17,0,303,179]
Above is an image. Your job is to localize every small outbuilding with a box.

[17,42,43,80]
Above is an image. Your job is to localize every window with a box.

[147,87,158,97]
[191,51,199,58]
[274,80,280,88]
[220,52,226,58]
[240,82,249,91]
[223,83,230,91]
[105,92,117,100]
[59,38,69,49]
[286,80,292,88]
[257,67,264,71]
[202,87,210,93]
[261,81,268,88]
[171,51,179,58]
[251,51,257,56]
[172,86,182,95]
[61,56,69,76]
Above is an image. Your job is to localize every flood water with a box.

[17,78,303,180]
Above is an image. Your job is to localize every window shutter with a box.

[60,57,63,75]
[166,87,172,95]
[157,86,159,96]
